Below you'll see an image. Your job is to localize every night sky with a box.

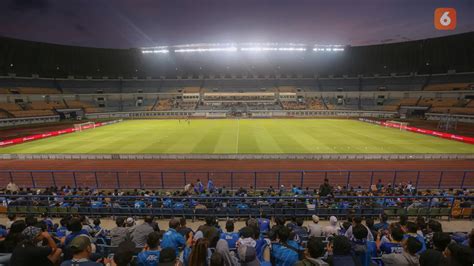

[0,0,473,49]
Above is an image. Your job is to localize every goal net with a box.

[74,122,96,132]
[385,120,409,131]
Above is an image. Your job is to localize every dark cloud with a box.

[74,24,86,33]
[8,0,50,11]
[0,0,472,48]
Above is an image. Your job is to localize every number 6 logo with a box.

[435,8,456,30]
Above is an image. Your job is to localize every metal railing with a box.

[1,169,473,190]
[3,194,473,220]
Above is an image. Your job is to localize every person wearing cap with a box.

[61,235,102,266]
[10,226,62,266]
[161,219,186,256]
[308,215,323,237]
[323,216,340,237]
[137,232,161,266]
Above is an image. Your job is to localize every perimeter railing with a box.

[1,170,473,190]
[2,194,473,220]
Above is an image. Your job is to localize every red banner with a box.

[0,121,111,147]
[360,118,474,145]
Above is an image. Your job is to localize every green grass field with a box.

[2,119,474,154]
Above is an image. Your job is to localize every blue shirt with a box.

[161,228,185,255]
[65,229,90,246]
[91,201,103,208]
[380,242,403,254]
[374,222,389,231]
[207,180,215,192]
[134,201,145,209]
[271,243,299,266]
[220,232,240,249]
[137,250,160,266]
[56,226,68,238]
[258,218,271,233]
[403,234,426,254]
[0,228,7,237]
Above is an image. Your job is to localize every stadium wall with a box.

[1,153,474,160]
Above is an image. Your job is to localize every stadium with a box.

[0,1,473,266]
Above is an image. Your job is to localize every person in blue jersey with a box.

[55,218,69,238]
[194,179,205,194]
[374,214,389,231]
[207,179,215,193]
[376,225,404,255]
[137,232,161,266]
[270,225,301,266]
[403,221,426,254]
[161,218,186,256]
[64,217,90,247]
[134,199,146,209]
[92,218,106,240]
[220,220,240,249]
[292,217,309,244]
[258,215,271,234]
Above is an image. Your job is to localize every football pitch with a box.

[2,119,474,154]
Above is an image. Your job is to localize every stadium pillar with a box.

[277,172,281,188]
[8,171,13,183]
[30,171,35,188]
[437,172,444,189]
[94,172,99,189]
[415,171,421,189]
[73,172,78,188]
[370,171,374,188]
[183,172,187,188]
[230,172,234,191]
[138,172,143,189]
[254,172,257,192]
[116,172,121,189]
[460,171,467,189]
[300,172,304,188]
[346,171,351,188]
[392,172,397,187]
[51,172,57,187]
[160,172,164,189]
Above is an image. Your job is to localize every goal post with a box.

[385,120,409,131]
[74,122,96,132]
